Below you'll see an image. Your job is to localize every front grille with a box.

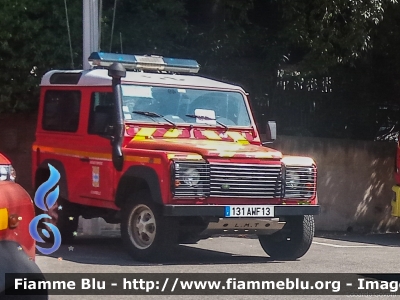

[284,166,317,199]
[209,163,282,198]
[173,161,210,197]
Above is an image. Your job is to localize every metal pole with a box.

[64,0,74,69]
[99,0,103,50]
[83,0,99,70]
[82,0,102,236]
[110,0,118,52]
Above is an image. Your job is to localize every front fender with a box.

[116,165,163,207]
[0,181,35,258]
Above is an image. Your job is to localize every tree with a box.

[100,0,187,55]
[279,0,398,73]
[0,0,82,112]
[0,0,398,126]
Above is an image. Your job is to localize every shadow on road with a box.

[315,230,400,247]
[36,236,279,266]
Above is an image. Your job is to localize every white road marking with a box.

[312,241,383,248]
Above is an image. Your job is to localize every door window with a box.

[88,92,114,135]
[42,90,81,132]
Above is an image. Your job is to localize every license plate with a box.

[224,205,274,217]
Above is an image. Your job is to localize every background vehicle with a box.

[0,153,47,299]
[32,52,319,261]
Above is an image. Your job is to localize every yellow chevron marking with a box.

[226,131,246,141]
[226,131,249,145]
[203,130,222,140]
[132,128,157,140]
[163,129,182,138]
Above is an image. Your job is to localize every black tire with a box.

[258,215,315,260]
[36,198,80,244]
[120,190,178,262]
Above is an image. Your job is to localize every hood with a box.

[124,138,282,159]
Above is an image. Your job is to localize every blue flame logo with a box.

[29,164,62,254]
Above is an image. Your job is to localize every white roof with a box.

[40,68,245,92]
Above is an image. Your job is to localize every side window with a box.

[42,90,81,132]
[88,92,114,135]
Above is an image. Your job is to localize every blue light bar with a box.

[88,52,200,74]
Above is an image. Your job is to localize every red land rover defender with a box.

[32,53,319,261]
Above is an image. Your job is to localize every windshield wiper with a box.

[132,111,176,128]
[185,114,228,131]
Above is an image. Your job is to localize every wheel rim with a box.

[127,204,156,250]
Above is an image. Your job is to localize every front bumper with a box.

[392,186,400,217]
[163,204,320,217]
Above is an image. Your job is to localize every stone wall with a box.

[271,136,400,232]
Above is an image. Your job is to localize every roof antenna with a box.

[110,0,117,52]
[99,0,103,50]
[120,32,123,53]
[64,0,74,69]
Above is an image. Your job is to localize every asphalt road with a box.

[34,231,400,300]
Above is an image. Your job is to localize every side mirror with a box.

[262,121,277,145]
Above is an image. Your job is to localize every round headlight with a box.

[287,173,302,189]
[182,168,200,187]
[0,166,8,181]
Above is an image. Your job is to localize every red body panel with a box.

[0,181,36,260]
[0,153,11,164]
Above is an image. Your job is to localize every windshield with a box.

[121,85,252,127]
